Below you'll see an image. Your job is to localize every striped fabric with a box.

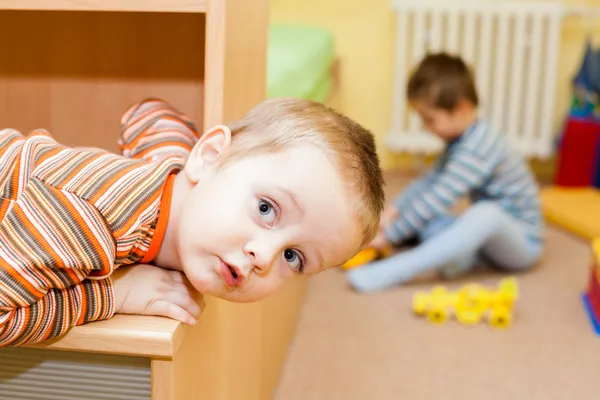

[386,119,543,244]
[0,99,199,347]
[119,98,199,163]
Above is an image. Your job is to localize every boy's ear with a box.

[454,98,474,116]
[185,125,232,183]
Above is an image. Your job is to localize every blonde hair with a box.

[221,98,385,248]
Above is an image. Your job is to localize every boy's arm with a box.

[384,149,495,244]
[118,98,200,162]
[0,184,118,347]
[391,168,437,211]
[0,276,114,347]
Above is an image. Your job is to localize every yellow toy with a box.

[412,277,519,329]
[341,246,393,270]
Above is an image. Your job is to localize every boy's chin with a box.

[209,287,267,304]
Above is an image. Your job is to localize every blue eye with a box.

[258,199,277,225]
[284,249,304,272]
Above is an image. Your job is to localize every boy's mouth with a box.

[219,259,244,288]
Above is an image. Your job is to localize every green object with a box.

[267,24,336,103]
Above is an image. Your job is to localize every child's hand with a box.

[111,264,204,326]
[368,203,400,250]
[380,202,400,229]
[368,231,389,251]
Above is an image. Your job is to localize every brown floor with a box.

[274,171,599,400]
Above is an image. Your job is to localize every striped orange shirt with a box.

[0,99,199,347]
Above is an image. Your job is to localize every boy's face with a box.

[175,126,362,302]
[410,100,470,140]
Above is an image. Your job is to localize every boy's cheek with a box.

[244,273,289,302]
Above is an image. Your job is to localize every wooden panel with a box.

[0,11,205,152]
[0,0,207,13]
[261,277,308,398]
[24,314,182,359]
[151,359,174,400]
[325,58,342,110]
[203,0,268,127]
[170,298,264,400]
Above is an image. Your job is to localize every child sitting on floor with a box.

[0,97,384,347]
[347,52,544,292]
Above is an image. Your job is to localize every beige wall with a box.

[270,0,600,170]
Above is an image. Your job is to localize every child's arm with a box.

[0,263,204,347]
[0,277,114,347]
[391,168,437,211]
[0,183,119,347]
[385,149,495,244]
[0,126,200,347]
[118,98,200,162]
[376,166,437,246]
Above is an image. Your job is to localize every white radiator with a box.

[386,0,566,158]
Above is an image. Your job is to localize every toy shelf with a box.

[0,0,207,13]
[0,1,301,400]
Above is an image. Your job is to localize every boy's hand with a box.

[369,203,400,250]
[369,231,389,251]
[380,202,400,229]
[111,264,204,326]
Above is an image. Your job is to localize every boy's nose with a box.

[247,250,275,272]
[244,242,279,272]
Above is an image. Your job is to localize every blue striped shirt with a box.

[385,120,544,244]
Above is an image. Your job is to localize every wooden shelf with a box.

[0,0,207,13]
[24,315,187,359]
[0,0,276,397]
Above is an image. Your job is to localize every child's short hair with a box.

[407,52,479,111]
[223,98,385,248]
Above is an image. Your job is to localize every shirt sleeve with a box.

[118,98,200,162]
[0,178,117,347]
[384,148,496,244]
[392,167,437,211]
[0,278,114,347]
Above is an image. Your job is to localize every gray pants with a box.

[347,202,543,292]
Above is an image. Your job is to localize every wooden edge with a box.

[325,58,341,106]
[24,315,182,359]
[0,0,207,13]
[171,320,190,356]
[330,58,341,94]
[152,359,175,400]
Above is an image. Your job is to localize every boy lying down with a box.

[0,98,384,347]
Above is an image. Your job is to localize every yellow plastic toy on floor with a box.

[341,246,393,270]
[412,277,519,329]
